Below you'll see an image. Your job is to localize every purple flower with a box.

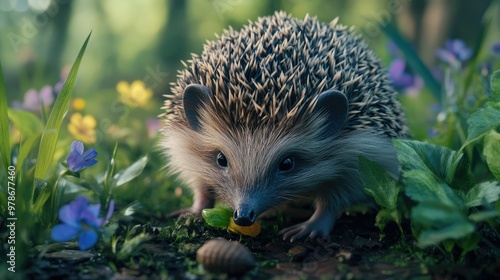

[12,86,54,112]
[388,58,423,95]
[436,39,472,68]
[51,196,114,250]
[388,40,401,57]
[146,118,162,138]
[67,141,98,172]
[491,41,500,58]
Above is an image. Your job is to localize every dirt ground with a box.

[27,210,500,279]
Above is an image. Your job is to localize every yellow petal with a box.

[228,218,261,237]
[116,81,130,95]
[82,115,97,128]
[131,80,145,89]
[70,112,83,124]
[71,98,86,111]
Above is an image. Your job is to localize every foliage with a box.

[361,4,500,262]
[0,34,162,276]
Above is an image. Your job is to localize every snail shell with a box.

[196,239,256,275]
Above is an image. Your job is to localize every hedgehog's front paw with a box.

[279,209,336,242]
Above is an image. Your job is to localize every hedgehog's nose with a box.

[233,204,256,226]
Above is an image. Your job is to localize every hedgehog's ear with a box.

[313,89,349,138]
[183,84,211,131]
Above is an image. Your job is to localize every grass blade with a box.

[382,24,442,100]
[34,32,91,179]
[8,109,44,138]
[0,61,10,170]
[463,1,496,93]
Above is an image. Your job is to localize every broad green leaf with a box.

[462,106,500,148]
[463,181,500,207]
[359,156,400,210]
[34,32,91,180]
[411,201,474,246]
[381,24,441,99]
[403,170,465,209]
[490,70,500,104]
[394,139,471,189]
[111,156,148,188]
[7,109,44,138]
[483,130,500,180]
[202,208,232,228]
[32,178,51,212]
[418,223,475,247]
[0,61,10,170]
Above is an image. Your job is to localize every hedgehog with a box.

[160,11,407,241]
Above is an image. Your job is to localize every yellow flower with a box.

[68,113,97,144]
[71,98,86,111]
[116,80,153,108]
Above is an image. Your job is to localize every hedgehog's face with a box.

[182,84,349,226]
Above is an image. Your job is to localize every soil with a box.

[24,210,500,279]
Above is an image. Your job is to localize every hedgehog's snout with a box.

[233,204,257,226]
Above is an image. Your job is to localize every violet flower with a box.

[67,140,98,173]
[388,58,423,96]
[436,39,472,69]
[13,86,54,112]
[51,196,114,250]
[491,41,500,58]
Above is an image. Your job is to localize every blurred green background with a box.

[0,0,497,110]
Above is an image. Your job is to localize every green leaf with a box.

[34,32,91,180]
[111,156,148,188]
[456,233,481,258]
[375,208,402,233]
[463,181,500,207]
[462,106,500,148]
[359,156,400,210]
[202,208,232,228]
[394,139,471,189]
[403,170,465,209]
[7,109,44,138]
[441,239,455,253]
[490,70,500,104]
[483,130,500,180]
[411,201,474,246]
[117,233,151,261]
[381,24,441,99]
[468,210,498,222]
[15,133,41,186]
[418,223,475,247]
[32,178,51,213]
[0,61,10,170]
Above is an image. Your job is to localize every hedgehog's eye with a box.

[278,156,294,172]
[216,151,228,167]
